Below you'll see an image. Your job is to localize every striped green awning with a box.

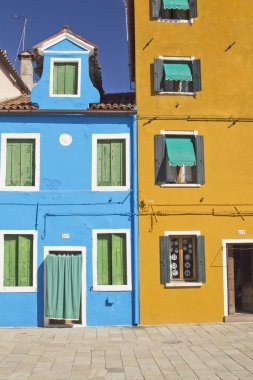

[163,0,190,10]
[164,63,192,81]
[166,137,196,166]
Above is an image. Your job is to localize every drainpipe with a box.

[131,112,140,325]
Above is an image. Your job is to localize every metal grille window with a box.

[170,236,196,280]
[160,234,206,284]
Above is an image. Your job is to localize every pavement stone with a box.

[1,323,253,379]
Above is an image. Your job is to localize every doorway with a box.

[227,243,253,315]
[44,246,86,327]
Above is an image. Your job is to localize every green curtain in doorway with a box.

[45,253,82,320]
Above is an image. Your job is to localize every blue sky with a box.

[0,0,130,93]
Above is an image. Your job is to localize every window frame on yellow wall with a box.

[160,230,205,288]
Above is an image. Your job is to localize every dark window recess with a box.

[160,235,205,284]
[154,59,201,94]
[151,0,198,20]
[154,134,205,185]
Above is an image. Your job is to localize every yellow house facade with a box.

[128,0,253,324]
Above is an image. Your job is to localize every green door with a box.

[45,253,82,320]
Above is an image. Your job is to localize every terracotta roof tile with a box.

[0,95,37,110]
[0,92,135,111]
[89,92,135,111]
[0,49,30,94]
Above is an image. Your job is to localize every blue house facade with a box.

[0,27,139,327]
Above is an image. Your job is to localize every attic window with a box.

[52,61,79,95]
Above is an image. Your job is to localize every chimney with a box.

[18,49,34,89]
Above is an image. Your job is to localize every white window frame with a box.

[92,133,130,192]
[43,246,86,327]
[160,130,200,188]
[164,230,202,287]
[92,229,132,291]
[0,133,40,192]
[158,56,196,95]
[49,57,81,98]
[0,230,38,293]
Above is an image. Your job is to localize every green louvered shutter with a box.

[6,139,35,187]
[97,140,126,187]
[97,140,111,186]
[189,0,197,18]
[195,135,205,184]
[53,63,65,94]
[111,140,126,186]
[4,235,17,286]
[155,135,166,184]
[97,234,111,285]
[18,235,33,286]
[111,234,127,285]
[65,63,78,94]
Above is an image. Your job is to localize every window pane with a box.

[97,233,127,286]
[183,237,194,280]
[4,235,33,286]
[97,140,126,187]
[53,62,78,95]
[6,139,35,186]
[170,237,180,279]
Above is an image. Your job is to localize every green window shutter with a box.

[65,63,78,95]
[189,0,197,18]
[195,135,205,184]
[97,234,111,285]
[155,135,166,184]
[53,63,65,95]
[111,140,126,186]
[97,140,111,186]
[111,234,127,285]
[151,0,162,17]
[18,235,33,286]
[192,59,201,92]
[4,235,18,286]
[97,140,126,187]
[196,236,206,283]
[160,236,170,283]
[6,140,35,187]
[154,59,164,91]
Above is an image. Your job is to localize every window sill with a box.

[92,186,130,192]
[50,94,80,98]
[158,91,196,96]
[0,186,39,192]
[158,18,193,24]
[165,282,202,288]
[0,287,37,293]
[93,285,132,292]
[160,183,200,188]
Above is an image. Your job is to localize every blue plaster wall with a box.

[0,113,138,327]
[31,38,100,110]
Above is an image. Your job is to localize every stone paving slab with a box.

[1,323,253,379]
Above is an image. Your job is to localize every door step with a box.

[225,313,253,322]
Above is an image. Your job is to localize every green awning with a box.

[166,137,196,166]
[164,63,192,81]
[163,0,190,10]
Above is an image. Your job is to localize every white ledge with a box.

[165,282,203,288]
[158,91,196,96]
[161,184,201,188]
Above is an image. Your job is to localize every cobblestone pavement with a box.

[1,323,253,379]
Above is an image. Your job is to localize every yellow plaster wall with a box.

[134,0,253,324]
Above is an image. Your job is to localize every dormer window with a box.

[50,58,81,97]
